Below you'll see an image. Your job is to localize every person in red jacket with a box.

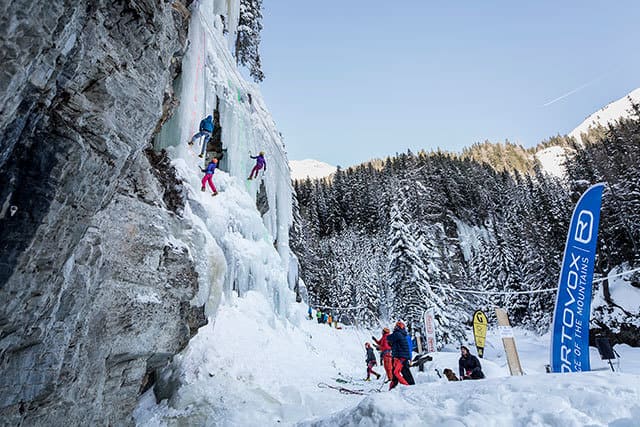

[372,327,393,382]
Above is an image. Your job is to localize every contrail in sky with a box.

[542,74,606,107]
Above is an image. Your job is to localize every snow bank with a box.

[303,372,640,427]
[607,267,640,315]
[135,292,379,426]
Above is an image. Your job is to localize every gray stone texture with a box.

[0,1,204,425]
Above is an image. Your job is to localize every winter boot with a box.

[198,153,204,158]
[212,191,218,197]
[201,186,206,192]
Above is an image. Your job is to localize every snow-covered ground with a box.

[136,289,640,426]
[289,159,337,181]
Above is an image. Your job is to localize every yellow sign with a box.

[472,310,488,358]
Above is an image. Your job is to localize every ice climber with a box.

[459,346,485,380]
[364,343,381,381]
[386,321,415,389]
[247,151,266,180]
[372,327,393,381]
[189,114,215,158]
[200,158,218,196]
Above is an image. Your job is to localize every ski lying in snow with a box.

[318,382,372,395]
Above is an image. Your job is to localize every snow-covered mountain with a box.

[290,159,337,180]
[569,87,640,143]
[536,87,640,177]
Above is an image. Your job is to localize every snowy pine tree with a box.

[235,0,265,82]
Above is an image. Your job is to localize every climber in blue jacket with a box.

[189,115,214,158]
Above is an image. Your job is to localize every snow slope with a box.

[289,159,337,181]
[535,88,640,177]
[303,371,640,427]
[136,293,640,426]
[569,87,640,143]
[535,145,568,178]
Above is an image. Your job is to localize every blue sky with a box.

[258,1,640,167]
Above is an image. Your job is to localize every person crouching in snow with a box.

[459,345,485,380]
[372,327,393,382]
[386,321,415,389]
[364,343,381,381]
[248,151,266,180]
[200,158,218,196]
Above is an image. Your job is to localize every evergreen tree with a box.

[235,0,265,82]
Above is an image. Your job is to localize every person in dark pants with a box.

[386,321,415,389]
[364,343,381,381]
[189,115,215,158]
[459,345,485,380]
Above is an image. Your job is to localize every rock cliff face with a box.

[0,1,206,425]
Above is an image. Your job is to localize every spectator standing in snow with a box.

[308,307,313,320]
[316,309,323,324]
[364,343,381,381]
[189,114,214,158]
[386,321,415,389]
[372,327,393,381]
[459,345,485,380]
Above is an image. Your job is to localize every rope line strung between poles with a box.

[428,267,640,296]
[309,268,640,306]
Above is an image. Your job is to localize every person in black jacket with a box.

[386,321,415,389]
[458,345,485,379]
[364,343,381,381]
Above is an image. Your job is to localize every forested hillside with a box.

[291,108,640,345]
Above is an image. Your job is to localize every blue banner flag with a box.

[550,183,604,373]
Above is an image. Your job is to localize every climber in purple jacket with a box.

[248,151,266,180]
